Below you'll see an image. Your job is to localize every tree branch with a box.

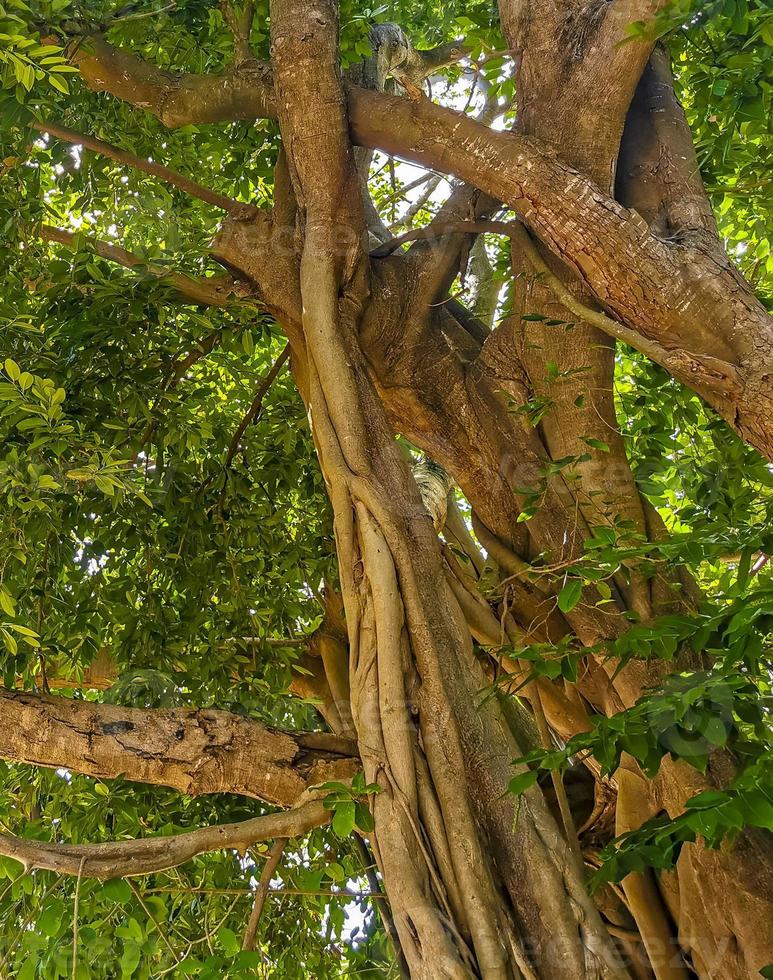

[69,35,275,128]
[36,225,247,307]
[242,839,286,950]
[32,121,258,217]
[66,35,773,456]
[225,343,290,467]
[373,217,742,386]
[0,799,328,879]
[0,688,357,806]
[220,0,256,66]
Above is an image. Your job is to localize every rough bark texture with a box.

[70,32,773,460]
[0,689,357,806]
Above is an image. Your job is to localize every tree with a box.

[0,0,771,976]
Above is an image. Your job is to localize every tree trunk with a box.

[28,1,773,976]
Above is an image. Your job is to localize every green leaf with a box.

[354,801,374,833]
[557,579,582,614]
[120,940,141,978]
[582,437,610,452]
[48,73,69,94]
[38,897,65,936]
[684,791,731,811]
[507,769,539,796]
[217,926,240,956]
[102,878,133,904]
[332,800,356,838]
[0,587,16,617]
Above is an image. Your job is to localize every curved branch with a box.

[0,799,328,879]
[0,688,357,806]
[225,343,290,466]
[36,225,248,307]
[69,35,276,128]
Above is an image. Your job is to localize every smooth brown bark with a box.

[0,799,328,879]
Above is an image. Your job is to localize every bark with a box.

[0,689,356,806]
[268,3,624,977]
[0,799,328,879]
[21,7,773,979]
[69,34,773,460]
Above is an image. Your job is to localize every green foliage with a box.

[321,772,381,838]
[0,0,770,972]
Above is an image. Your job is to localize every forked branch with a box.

[373,217,743,392]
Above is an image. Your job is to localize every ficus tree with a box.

[0,0,771,976]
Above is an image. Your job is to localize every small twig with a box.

[752,554,770,578]
[353,837,408,978]
[379,170,445,208]
[224,343,291,467]
[388,175,442,233]
[128,879,179,962]
[72,857,86,980]
[242,839,286,951]
[127,331,223,463]
[143,886,386,898]
[172,332,222,383]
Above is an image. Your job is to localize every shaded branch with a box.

[69,34,276,128]
[242,839,286,950]
[225,343,290,467]
[0,688,357,806]
[32,121,258,217]
[220,0,256,65]
[36,224,247,307]
[0,799,328,879]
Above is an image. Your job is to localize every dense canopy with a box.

[0,0,772,978]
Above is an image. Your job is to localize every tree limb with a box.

[36,224,248,307]
[220,0,256,66]
[32,121,258,217]
[242,839,286,950]
[373,217,743,387]
[66,37,773,456]
[0,799,329,879]
[225,343,290,467]
[0,688,357,806]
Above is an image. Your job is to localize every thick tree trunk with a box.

[266,3,627,977]
[33,4,773,977]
